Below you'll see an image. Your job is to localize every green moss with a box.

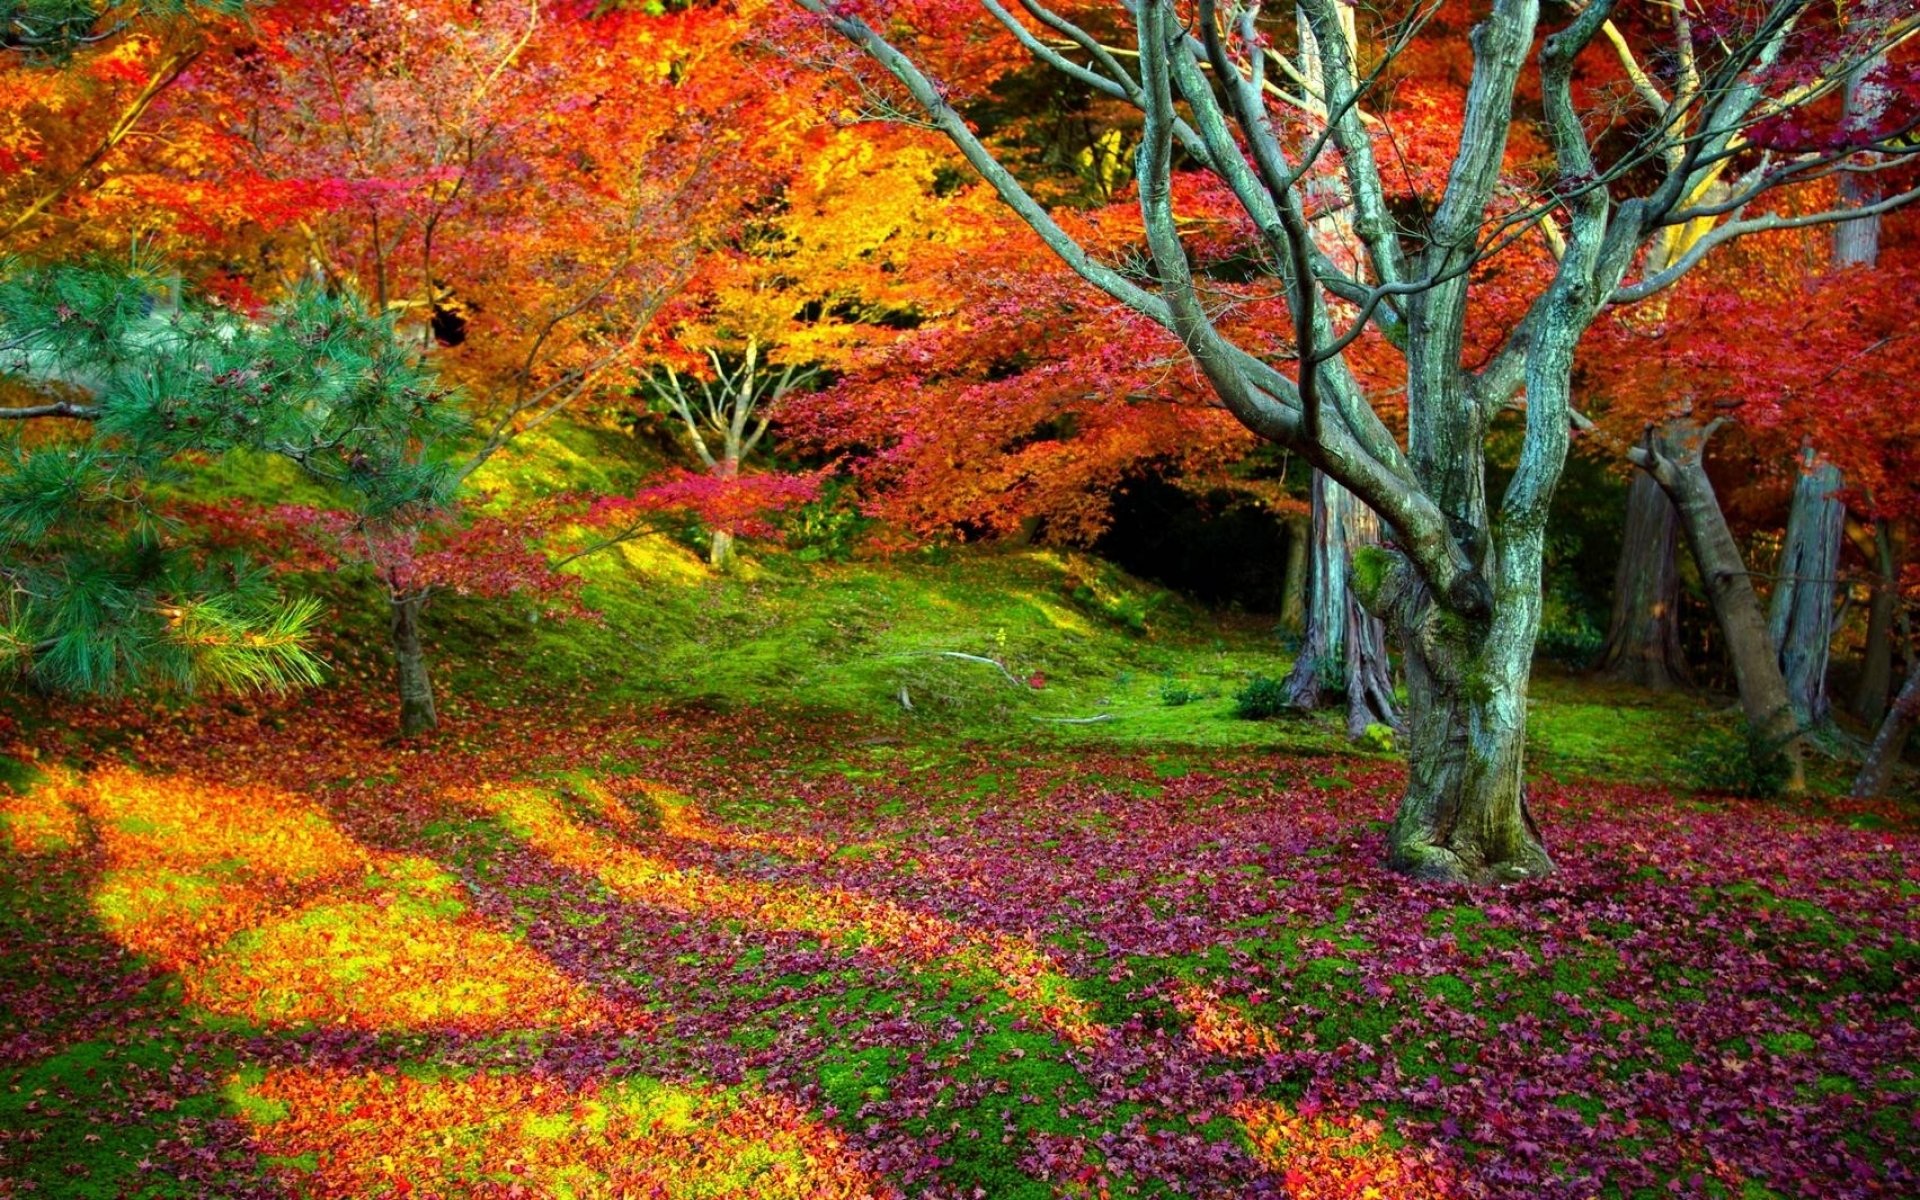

[0,751,46,793]
[1350,546,1394,610]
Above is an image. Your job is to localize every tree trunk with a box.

[1285,471,1397,734]
[1285,471,1344,709]
[1594,468,1690,689]
[1633,422,1806,791]
[708,455,740,569]
[1833,51,1884,270]
[1851,519,1905,726]
[391,592,437,736]
[1278,513,1308,634]
[1358,550,1551,883]
[1852,665,1919,798]
[1341,490,1398,737]
[1767,449,1845,726]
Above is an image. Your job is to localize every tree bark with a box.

[1341,489,1399,737]
[1285,471,1344,709]
[1594,468,1690,689]
[708,456,740,569]
[1767,449,1845,726]
[1285,470,1397,733]
[391,592,437,735]
[1278,513,1309,634]
[1633,422,1806,791]
[1852,664,1919,798]
[1851,518,1905,725]
[1359,551,1551,883]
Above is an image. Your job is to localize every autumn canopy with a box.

[1,0,1918,1196]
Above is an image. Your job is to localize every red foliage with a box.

[189,498,586,611]
[587,469,825,541]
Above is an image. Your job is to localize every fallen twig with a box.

[884,650,1026,688]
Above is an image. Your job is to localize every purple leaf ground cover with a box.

[0,696,1914,1198]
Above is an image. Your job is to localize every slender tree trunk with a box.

[391,591,437,735]
[1285,471,1397,733]
[1634,422,1806,791]
[1279,513,1309,634]
[708,456,740,569]
[1852,519,1905,725]
[1852,665,1919,798]
[1595,468,1690,689]
[1767,449,1845,726]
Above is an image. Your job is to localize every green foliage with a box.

[0,254,460,696]
[1535,617,1605,668]
[784,479,869,563]
[1358,722,1396,753]
[1158,679,1203,707]
[1536,557,1606,667]
[1683,720,1794,798]
[1232,673,1290,720]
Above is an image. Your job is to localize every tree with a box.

[652,342,812,568]
[1593,470,1690,690]
[0,2,396,697]
[1601,186,1920,781]
[0,257,457,695]
[1283,471,1397,737]
[1767,446,1845,725]
[787,0,1920,879]
[162,0,753,731]
[1853,656,1919,797]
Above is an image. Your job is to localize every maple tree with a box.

[1583,168,1920,790]
[785,0,1920,880]
[122,0,776,732]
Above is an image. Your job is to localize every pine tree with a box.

[0,252,462,695]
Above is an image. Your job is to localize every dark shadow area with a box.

[1096,477,1293,612]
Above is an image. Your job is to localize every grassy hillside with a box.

[180,428,1845,795]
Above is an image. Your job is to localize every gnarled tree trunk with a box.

[1359,543,1551,882]
[1278,512,1309,634]
[1595,467,1690,689]
[1767,448,1845,726]
[391,591,437,735]
[1633,422,1806,791]
[1285,470,1397,733]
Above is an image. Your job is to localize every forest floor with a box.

[1,542,1915,1199]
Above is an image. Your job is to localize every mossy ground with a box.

[4,448,1909,1196]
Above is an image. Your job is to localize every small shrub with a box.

[1683,722,1792,798]
[1064,567,1167,635]
[1233,675,1290,720]
[1159,681,1203,707]
[1357,722,1396,753]
[1536,622,1606,668]
[785,480,871,562]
